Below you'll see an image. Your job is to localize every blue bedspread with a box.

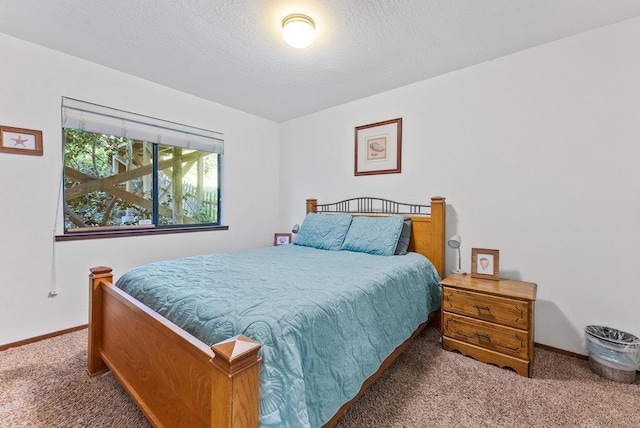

[115,245,441,427]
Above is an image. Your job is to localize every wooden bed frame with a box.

[88,196,445,427]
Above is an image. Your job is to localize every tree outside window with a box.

[63,128,220,232]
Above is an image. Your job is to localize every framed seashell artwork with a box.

[354,118,402,176]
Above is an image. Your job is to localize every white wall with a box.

[0,35,281,345]
[279,18,640,355]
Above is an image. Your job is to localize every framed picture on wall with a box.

[0,125,43,156]
[471,248,500,280]
[354,118,402,176]
[274,233,292,246]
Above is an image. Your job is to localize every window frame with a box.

[55,224,228,242]
[58,98,225,241]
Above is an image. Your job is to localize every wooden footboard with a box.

[88,267,262,428]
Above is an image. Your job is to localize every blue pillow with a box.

[293,213,352,251]
[341,216,405,256]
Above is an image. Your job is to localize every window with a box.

[61,98,223,237]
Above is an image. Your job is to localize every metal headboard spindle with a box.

[315,197,431,216]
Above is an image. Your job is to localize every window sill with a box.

[55,225,229,242]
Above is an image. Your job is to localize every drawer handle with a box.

[473,304,490,311]
[473,332,491,340]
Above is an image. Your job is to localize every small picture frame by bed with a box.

[471,248,500,280]
[274,233,292,246]
[0,125,43,156]
[354,118,402,176]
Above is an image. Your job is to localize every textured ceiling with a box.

[2,1,640,122]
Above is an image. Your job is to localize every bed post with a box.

[306,198,318,214]
[430,196,446,278]
[210,334,262,427]
[88,266,112,376]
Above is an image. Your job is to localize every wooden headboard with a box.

[305,196,446,277]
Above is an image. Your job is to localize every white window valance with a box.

[61,97,224,154]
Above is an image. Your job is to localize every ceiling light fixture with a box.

[282,13,316,48]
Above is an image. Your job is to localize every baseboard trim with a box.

[3,327,635,374]
[535,342,588,360]
[0,324,88,352]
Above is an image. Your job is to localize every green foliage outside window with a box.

[63,128,219,231]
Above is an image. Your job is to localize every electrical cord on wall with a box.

[49,165,64,297]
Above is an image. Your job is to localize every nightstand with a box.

[440,274,537,377]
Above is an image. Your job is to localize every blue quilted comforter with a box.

[115,245,441,427]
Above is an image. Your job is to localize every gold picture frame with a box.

[0,125,43,156]
[471,248,500,280]
[354,118,402,176]
[274,233,292,246]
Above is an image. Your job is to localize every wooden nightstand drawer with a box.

[442,312,529,359]
[442,288,529,330]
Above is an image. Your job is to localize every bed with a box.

[87,196,446,427]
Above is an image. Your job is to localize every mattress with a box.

[115,244,441,427]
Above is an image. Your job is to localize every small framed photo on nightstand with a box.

[274,233,292,246]
[471,248,499,280]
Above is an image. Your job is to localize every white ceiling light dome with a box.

[282,13,316,48]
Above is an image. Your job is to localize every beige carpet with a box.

[1,327,638,427]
